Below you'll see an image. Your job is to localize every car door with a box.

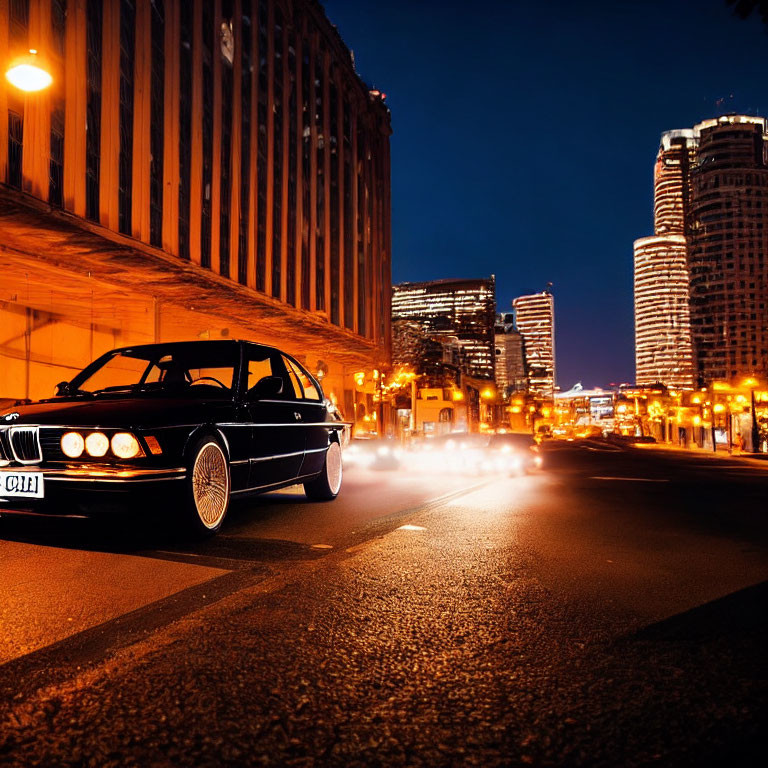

[282,356,328,478]
[243,349,303,489]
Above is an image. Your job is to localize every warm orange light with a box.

[713,403,725,413]
[742,377,758,388]
[541,407,551,418]
[452,390,464,401]
[691,395,701,404]
[510,406,522,413]
[481,388,494,400]
[5,51,52,92]
[693,415,701,426]
[712,382,730,392]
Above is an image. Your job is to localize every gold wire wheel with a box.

[191,441,229,529]
[326,441,342,495]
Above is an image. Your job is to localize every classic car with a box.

[0,340,347,535]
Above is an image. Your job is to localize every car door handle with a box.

[294,412,302,421]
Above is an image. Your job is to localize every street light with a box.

[5,50,52,92]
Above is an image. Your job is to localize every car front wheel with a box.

[186,437,230,535]
[304,441,342,500]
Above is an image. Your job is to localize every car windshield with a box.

[68,344,239,398]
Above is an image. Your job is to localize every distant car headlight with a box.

[61,431,85,458]
[85,432,109,457]
[534,455,543,468]
[377,445,391,457]
[111,432,143,459]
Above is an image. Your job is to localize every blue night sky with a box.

[322,0,768,390]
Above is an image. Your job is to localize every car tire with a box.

[185,436,230,536]
[304,440,342,501]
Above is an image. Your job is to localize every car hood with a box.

[0,396,233,429]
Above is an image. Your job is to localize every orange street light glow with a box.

[5,51,52,92]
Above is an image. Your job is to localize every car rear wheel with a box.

[304,441,342,500]
[186,437,230,535]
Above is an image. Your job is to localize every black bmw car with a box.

[0,340,346,535]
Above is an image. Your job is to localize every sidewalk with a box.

[633,439,768,467]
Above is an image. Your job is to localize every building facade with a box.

[687,116,768,383]
[0,0,392,424]
[494,312,526,397]
[512,291,555,396]
[633,115,768,388]
[633,235,695,388]
[391,277,496,380]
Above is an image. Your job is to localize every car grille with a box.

[6,426,42,464]
[0,430,10,466]
[39,430,65,461]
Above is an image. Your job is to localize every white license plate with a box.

[0,471,44,498]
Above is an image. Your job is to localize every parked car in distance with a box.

[0,340,347,536]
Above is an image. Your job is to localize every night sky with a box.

[322,0,768,389]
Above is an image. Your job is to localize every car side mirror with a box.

[55,380,71,396]
[248,376,283,400]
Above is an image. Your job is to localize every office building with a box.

[633,235,695,388]
[633,115,768,387]
[687,116,768,382]
[0,0,392,417]
[391,277,496,380]
[494,313,526,397]
[512,291,555,396]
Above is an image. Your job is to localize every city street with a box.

[0,442,766,767]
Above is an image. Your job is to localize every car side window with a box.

[284,357,321,401]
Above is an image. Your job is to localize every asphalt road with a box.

[0,442,766,767]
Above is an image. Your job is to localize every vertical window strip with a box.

[329,70,339,325]
[49,102,65,206]
[300,38,311,309]
[256,0,268,293]
[343,99,354,330]
[7,112,23,189]
[314,47,325,311]
[149,0,165,247]
[85,0,103,222]
[178,1,192,259]
[118,0,136,236]
[238,3,252,286]
[220,36,233,278]
[201,0,214,269]
[287,32,297,306]
[356,125,366,336]
[272,6,283,299]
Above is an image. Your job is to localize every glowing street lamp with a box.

[5,50,52,92]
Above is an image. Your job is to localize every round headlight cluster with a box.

[60,431,143,459]
[61,432,85,458]
[111,432,142,459]
[85,432,109,457]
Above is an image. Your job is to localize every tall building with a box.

[391,277,496,379]
[688,116,768,382]
[633,129,697,389]
[512,291,555,396]
[634,235,695,388]
[633,115,768,387]
[0,0,392,419]
[494,312,527,397]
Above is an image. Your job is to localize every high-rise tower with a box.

[634,115,768,387]
[633,130,697,389]
[512,291,555,396]
[687,116,768,382]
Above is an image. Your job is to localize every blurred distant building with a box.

[494,312,527,397]
[0,0,392,419]
[391,277,496,379]
[633,115,768,386]
[512,291,555,396]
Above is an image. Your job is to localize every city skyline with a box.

[323,0,768,388]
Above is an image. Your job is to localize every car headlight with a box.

[85,432,109,457]
[111,432,144,459]
[61,431,85,458]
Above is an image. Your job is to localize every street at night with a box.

[0,442,765,767]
